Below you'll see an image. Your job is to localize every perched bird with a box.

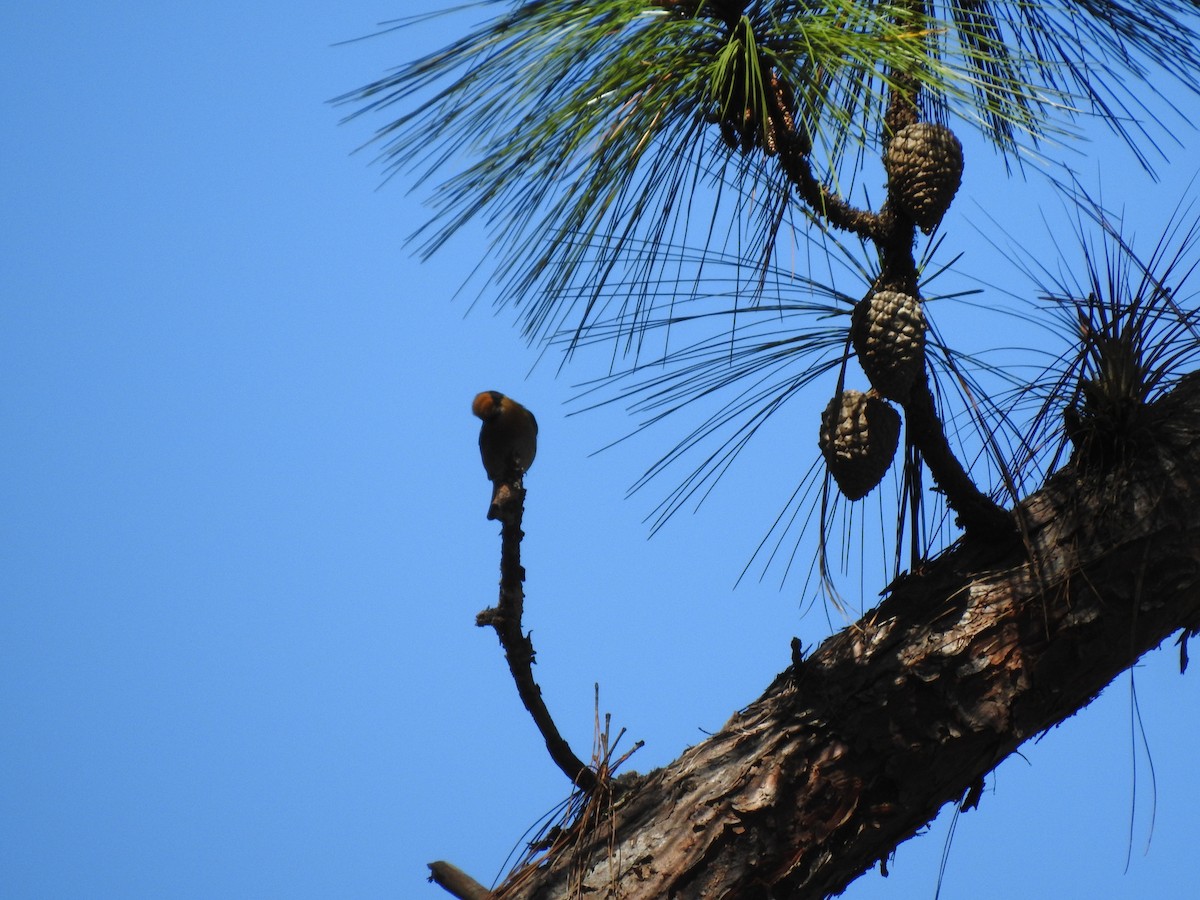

[472,391,538,519]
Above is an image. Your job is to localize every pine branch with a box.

[461,371,1200,900]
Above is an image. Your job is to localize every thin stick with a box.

[476,484,598,792]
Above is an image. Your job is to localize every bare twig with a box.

[476,484,599,793]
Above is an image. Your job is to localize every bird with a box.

[472,391,538,519]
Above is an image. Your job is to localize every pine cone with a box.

[851,290,926,403]
[818,390,902,500]
[885,122,963,233]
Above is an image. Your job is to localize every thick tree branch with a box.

[472,373,1200,900]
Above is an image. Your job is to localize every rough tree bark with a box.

[457,372,1200,900]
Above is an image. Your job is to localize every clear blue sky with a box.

[3,2,1199,898]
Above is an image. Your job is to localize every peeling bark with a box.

[481,373,1200,900]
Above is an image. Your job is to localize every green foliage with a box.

[339,2,1200,352]
[1039,193,1200,468]
[339,0,1053,345]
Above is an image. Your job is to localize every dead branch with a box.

[476,482,599,794]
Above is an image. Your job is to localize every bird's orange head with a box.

[472,390,504,421]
